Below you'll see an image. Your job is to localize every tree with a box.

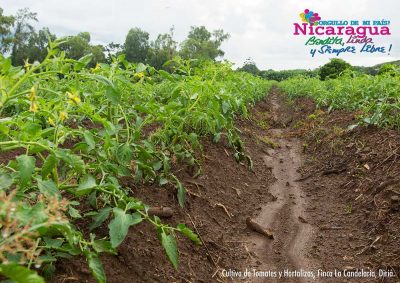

[238,58,260,76]
[61,32,91,59]
[105,42,123,62]
[124,28,149,63]
[378,63,399,76]
[180,26,230,60]
[147,27,177,70]
[259,69,317,81]
[11,8,38,64]
[0,7,15,53]
[319,58,352,80]
[11,27,56,65]
[60,32,106,66]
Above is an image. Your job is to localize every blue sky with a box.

[1,0,398,70]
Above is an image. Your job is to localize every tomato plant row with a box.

[0,40,273,282]
[280,70,400,128]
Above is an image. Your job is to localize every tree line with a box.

[0,7,230,68]
[238,57,400,81]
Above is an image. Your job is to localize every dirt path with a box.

[246,94,316,282]
[52,89,399,282]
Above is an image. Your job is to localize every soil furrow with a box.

[247,94,315,282]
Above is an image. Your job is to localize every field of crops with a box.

[0,40,273,282]
[280,71,400,129]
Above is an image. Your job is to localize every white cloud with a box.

[0,0,398,69]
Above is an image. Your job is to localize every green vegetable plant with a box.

[0,39,273,282]
[280,70,400,129]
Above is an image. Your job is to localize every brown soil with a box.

[52,95,278,282]
[285,91,400,282]
[3,86,399,282]
[53,88,399,283]
[245,93,315,283]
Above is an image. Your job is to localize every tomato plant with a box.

[0,40,273,282]
[280,70,400,128]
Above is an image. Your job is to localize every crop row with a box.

[280,71,400,128]
[0,40,273,282]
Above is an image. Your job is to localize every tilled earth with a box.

[51,88,399,282]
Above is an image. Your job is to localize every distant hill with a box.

[353,60,400,75]
[372,60,400,68]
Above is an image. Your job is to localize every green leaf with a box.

[0,263,45,283]
[152,160,162,171]
[363,117,372,124]
[76,175,96,196]
[41,154,58,179]
[43,237,64,248]
[75,54,93,70]
[176,180,186,208]
[0,173,13,189]
[89,207,112,231]
[21,122,42,139]
[68,206,82,219]
[189,93,198,100]
[160,231,178,269]
[213,132,221,143]
[176,224,202,245]
[56,150,85,173]
[16,155,35,189]
[0,123,10,135]
[136,63,146,73]
[105,85,121,104]
[222,101,230,114]
[83,131,96,151]
[159,177,169,186]
[92,239,116,254]
[108,208,142,248]
[86,252,106,283]
[158,70,175,81]
[37,178,60,198]
[116,144,133,165]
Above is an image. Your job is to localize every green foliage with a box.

[10,8,38,65]
[319,58,352,81]
[1,5,232,70]
[108,209,142,248]
[176,223,201,245]
[280,68,400,128]
[0,7,15,53]
[0,40,273,282]
[147,28,178,70]
[160,230,178,269]
[60,32,106,67]
[378,63,399,76]
[11,27,56,66]
[0,263,45,283]
[124,27,150,63]
[238,58,260,76]
[86,252,106,283]
[260,69,317,81]
[180,26,230,60]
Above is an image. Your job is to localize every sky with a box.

[0,0,399,70]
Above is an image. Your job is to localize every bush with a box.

[319,58,351,81]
